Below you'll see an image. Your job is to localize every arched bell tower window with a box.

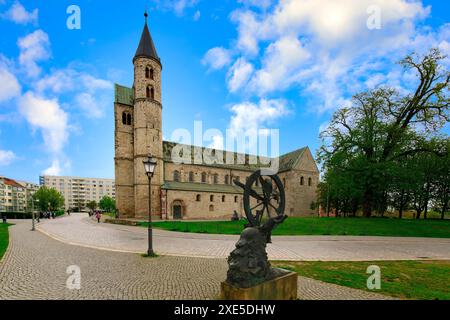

[126,113,132,125]
[173,170,181,182]
[145,67,154,80]
[146,86,154,99]
[122,112,127,125]
[300,176,304,186]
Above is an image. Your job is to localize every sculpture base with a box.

[220,270,298,300]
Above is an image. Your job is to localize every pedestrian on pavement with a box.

[67,210,70,216]
[1,214,6,224]
[96,211,102,223]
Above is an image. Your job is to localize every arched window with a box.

[209,205,214,212]
[150,68,154,80]
[126,113,132,125]
[300,176,304,186]
[145,67,150,79]
[222,195,225,202]
[234,196,238,203]
[146,86,154,99]
[225,175,229,185]
[122,112,127,125]
[210,195,214,202]
[173,170,181,182]
[189,172,194,183]
[213,174,219,184]
[201,172,207,183]
[308,177,312,187]
[196,194,201,202]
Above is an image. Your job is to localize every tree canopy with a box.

[318,49,449,218]
[33,186,65,212]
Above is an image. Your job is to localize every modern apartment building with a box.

[39,176,115,211]
[0,176,39,213]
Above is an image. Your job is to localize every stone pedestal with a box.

[220,270,298,300]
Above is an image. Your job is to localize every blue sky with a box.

[0,0,449,183]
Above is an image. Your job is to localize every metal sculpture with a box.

[226,170,289,288]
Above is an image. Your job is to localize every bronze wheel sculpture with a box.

[234,170,286,228]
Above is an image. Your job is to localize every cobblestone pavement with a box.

[0,221,394,300]
[38,214,450,261]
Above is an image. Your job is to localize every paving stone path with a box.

[38,213,450,261]
[0,221,394,300]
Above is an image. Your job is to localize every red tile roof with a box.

[3,178,24,188]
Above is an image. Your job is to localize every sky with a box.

[0,0,449,184]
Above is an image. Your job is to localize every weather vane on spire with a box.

[144,9,148,23]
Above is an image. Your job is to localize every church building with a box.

[114,14,320,220]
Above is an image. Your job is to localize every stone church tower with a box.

[114,13,163,219]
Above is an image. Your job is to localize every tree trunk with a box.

[363,188,373,218]
[416,210,421,220]
[442,203,448,220]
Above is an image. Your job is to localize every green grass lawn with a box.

[141,217,450,238]
[273,260,450,300]
[0,223,11,260]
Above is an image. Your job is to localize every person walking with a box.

[95,211,102,223]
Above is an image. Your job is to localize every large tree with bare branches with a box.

[319,49,449,217]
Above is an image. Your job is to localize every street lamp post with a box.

[143,154,157,256]
[31,197,35,231]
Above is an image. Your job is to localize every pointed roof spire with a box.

[134,11,160,64]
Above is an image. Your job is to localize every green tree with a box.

[319,49,450,217]
[33,186,65,212]
[99,196,116,213]
[86,201,97,211]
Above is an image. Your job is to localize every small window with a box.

[145,67,150,79]
[300,177,304,186]
[150,68,154,80]
[173,171,181,182]
[122,112,127,125]
[210,195,214,202]
[234,196,238,203]
[222,195,225,202]
[189,172,194,183]
[201,172,207,183]
[146,86,154,99]
[127,113,132,125]
[308,177,312,187]
[213,174,219,184]
[225,175,229,185]
[196,194,201,202]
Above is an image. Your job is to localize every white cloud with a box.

[227,58,254,93]
[202,47,232,70]
[74,92,105,118]
[18,92,68,154]
[2,1,38,25]
[228,99,289,138]
[157,0,199,16]
[43,159,62,176]
[36,67,113,118]
[0,58,21,102]
[207,0,442,113]
[249,35,310,94]
[18,30,51,77]
[193,10,201,21]
[0,149,16,166]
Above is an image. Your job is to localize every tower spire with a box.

[134,11,160,64]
